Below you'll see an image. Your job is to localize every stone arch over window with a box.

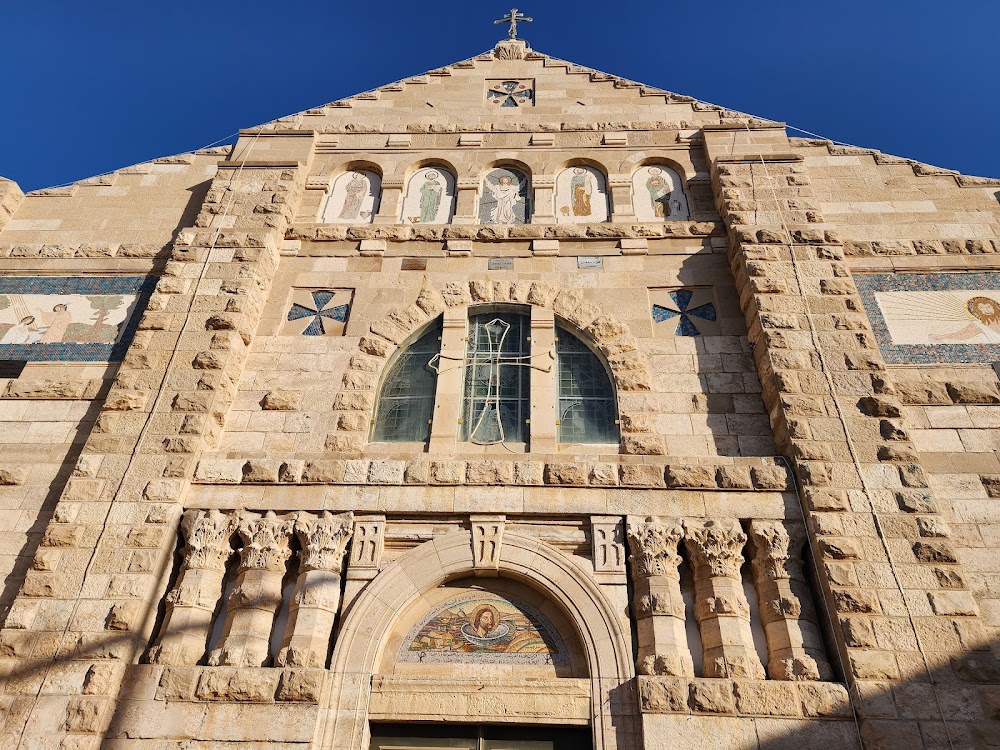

[478,164,531,224]
[322,167,382,224]
[400,165,457,225]
[328,282,664,456]
[554,163,610,224]
[631,162,690,221]
[370,318,442,443]
[324,530,635,750]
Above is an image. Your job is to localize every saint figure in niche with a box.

[570,167,592,217]
[645,167,673,219]
[418,171,443,224]
[488,175,523,224]
[931,296,1000,343]
[339,172,369,221]
[40,304,72,343]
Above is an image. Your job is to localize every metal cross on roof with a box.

[494,8,533,40]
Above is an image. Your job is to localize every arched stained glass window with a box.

[371,322,441,442]
[461,312,530,444]
[556,327,619,444]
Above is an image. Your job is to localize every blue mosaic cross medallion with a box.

[652,289,717,337]
[287,291,349,336]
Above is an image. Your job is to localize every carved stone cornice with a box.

[627,517,683,579]
[748,520,807,580]
[179,509,236,571]
[294,511,354,573]
[236,511,295,572]
[683,519,747,579]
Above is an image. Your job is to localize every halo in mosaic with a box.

[0,276,154,362]
[857,272,1000,364]
[399,592,569,666]
[284,289,352,336]
[650,287,718,337]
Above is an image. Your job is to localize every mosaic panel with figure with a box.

[478,168,530,225]
[0,276,153,361]
[400,167,456,225]
[632,165,689,221]
[555,166,609,224]
[399,592,569,666]
[322,169,381,224]
[857,272,1000,364]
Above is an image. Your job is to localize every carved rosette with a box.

[748,520,806,580]
[683,519,747,579]
[627,517,683,579]
[179,509,236,571]
[294,511,354,573]
[236,511,295,572]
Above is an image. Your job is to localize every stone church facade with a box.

[0,36,998,750]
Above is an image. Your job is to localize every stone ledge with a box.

[0,242,168,259]
[192,457,792,492]
[128,665,326,704]
[845,238,1000,258]
[1,378,105,400]
[284,221,724,244]
[638,676,851,719]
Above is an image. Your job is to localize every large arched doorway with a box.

[319,530,636,750]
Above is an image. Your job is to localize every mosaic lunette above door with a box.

[857,272,1000,364]
[283,289,352,336]
[399,592,569,666]
[650,287,719,337]
[0,276,152,361]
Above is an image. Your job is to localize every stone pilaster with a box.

[208,511,295,667]
[683,519,764,679]
[341,515,386,616]
[748,520,832,680]
[275,511,353,668]
[148,509,235,665]
[626,516,693,677]
[704,124,995,742]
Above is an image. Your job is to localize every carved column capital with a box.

[748,520,807,580]
[626,516,683,579]
[683,519,747,579]
[295,511,354,573]
[236,511,295,572]
[179,509,236,570]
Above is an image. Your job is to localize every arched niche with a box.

[322,169,381,224]
[479,166,531,224]
[323,530,636,750]
[400,166,456,225]
[631,164,690,221]
[555,165,610,224]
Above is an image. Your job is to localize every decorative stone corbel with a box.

[471,515,505,575]
[148,509,236,665]
[683,518,765,679]
[626,516,693,677]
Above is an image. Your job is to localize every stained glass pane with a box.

[556,328,619,444]
[371,323,441,442]
[461,312,530,443]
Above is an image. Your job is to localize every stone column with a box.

[429,307,467,450]
[608,176,636,223]
[748,520,832,681]
[529,306,557,452]
[452,178,480,224]
[208,511,295,667]
[275,511,353,668]
[683,519,764,679]
[531,175,555,223]
[626,516,693,677]
[148,509,236,665]
[374,178,403,224]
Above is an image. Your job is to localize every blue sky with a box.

[2,0,997,191]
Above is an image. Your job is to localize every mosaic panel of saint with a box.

[478,168,530,225]
[321,169,381,224]
[400,167,456,225]
[555,166,609,224]
[631,164,690,222]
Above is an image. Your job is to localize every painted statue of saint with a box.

[338,172,369,221]
[487,175,523,224]
[645,167,672,219]
[930,296,1000,343]
[570,168,592,217]
[418,173,443,224]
